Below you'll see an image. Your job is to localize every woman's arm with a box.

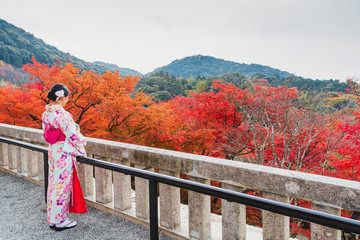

[55,111,86,156]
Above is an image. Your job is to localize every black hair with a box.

[47,83,70,101]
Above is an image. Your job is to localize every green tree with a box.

[195,80,210,93]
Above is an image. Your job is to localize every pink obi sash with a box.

[44,124,66,144]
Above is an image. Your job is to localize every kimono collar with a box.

[45,104,64,113]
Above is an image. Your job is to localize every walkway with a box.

[0,170,173,240]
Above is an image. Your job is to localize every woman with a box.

[42,83,87,231]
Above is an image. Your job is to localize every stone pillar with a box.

[78,152,94,197]
[222,181,246,240]
[94,155,113,204]
[17,147,28,173]
[311,202,341,240]
[8,144,18,170]
[0,143,9,167]
[188,175,211,240]
[113,158,132,211]
[159,169,180,229]
[26,149,38,177]
[262,192,290,240]
[135,164,152,220]
[38,151,45,181]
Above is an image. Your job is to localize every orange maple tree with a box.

[0,58,157,144]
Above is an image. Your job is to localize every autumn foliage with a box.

[2,58,153,144]
[1,58,360,237]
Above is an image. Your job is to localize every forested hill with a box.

[0,18,140,75]
[135,71,348,102]
[93,61,142,76]
[147,55,294,78]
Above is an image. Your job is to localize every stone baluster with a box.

[17,147,28,173]
[26,149,38,177]
[222,181,247,240]
[262,192,290,240]
[188,175,211,240]
[77,152,94,197]
[135,164,153,220]
[0,142,9,167]
[38,151,45,181]
[8,144,18,170]
[94,155,113,204]
[112,158,132,211]
[159,169,180,229]
[311,202,341,240]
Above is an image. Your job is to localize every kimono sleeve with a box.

[41,112,47,131]
[55,111,86,156]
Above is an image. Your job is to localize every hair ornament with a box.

[55,90,65,101]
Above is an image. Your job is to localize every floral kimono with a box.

[42,104,87,224]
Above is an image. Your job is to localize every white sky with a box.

[0,0,359,80]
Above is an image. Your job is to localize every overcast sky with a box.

[0,0,359,80]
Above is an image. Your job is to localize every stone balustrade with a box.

[1,123,360,240]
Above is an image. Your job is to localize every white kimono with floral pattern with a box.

[42,104,86,224]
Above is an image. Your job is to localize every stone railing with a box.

[1,123,360,240]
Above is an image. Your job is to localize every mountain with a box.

[146,55,294,78]
[93,61,142,76]
[0,18,140,75]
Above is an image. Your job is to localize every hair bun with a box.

[48,83,69,101]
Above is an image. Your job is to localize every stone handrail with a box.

[0,123,359,240]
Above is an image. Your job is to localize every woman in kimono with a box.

[42,83,87,231]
